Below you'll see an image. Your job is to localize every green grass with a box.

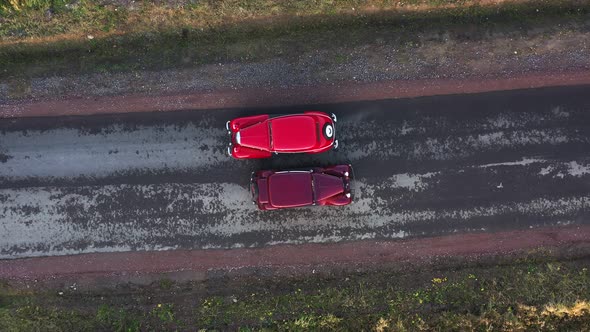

[1,257,590,331]
[95,304,139,331]
[1,0,57,13]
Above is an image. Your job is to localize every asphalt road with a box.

[1,86,589,259]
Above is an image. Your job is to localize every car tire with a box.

[226,121,231,134]
[331,113,337,122]
[333,139,339,150]
[323,123,334,140]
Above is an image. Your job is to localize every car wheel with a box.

[227,143,232,157]
[331,113,337,122]
[333,139,339,150]
[323,123,334,140]
[226,121,231,134]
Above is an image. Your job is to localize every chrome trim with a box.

[330,118,337,148]
[275,170,311,174]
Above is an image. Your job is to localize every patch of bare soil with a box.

[2,225,590,290]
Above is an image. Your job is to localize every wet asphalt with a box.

[0,85,589,259]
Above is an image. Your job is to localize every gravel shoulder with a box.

[2,70,590,118]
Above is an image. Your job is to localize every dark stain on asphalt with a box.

[0,153,13,163]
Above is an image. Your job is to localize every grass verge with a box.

[0,0,589,81]
[0,0,565,40]
[1,254,590,330]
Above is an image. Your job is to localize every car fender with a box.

[231,145,272,159]
[229,114,269,132]
[321,194,351,206]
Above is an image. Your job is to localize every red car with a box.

[250,164,353,210]
[226,111,338,159]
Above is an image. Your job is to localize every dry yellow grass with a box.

[543,300,590,318]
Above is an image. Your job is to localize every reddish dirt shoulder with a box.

[2,70,590,118]
[2,225,589,283]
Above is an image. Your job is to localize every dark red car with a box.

[226,111,338,159]
[250,164,353,210]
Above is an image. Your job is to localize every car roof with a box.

[271,115,317,152]
[268,172,313,208]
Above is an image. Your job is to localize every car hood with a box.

[313,173,344,201]
[238,122,270,151]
